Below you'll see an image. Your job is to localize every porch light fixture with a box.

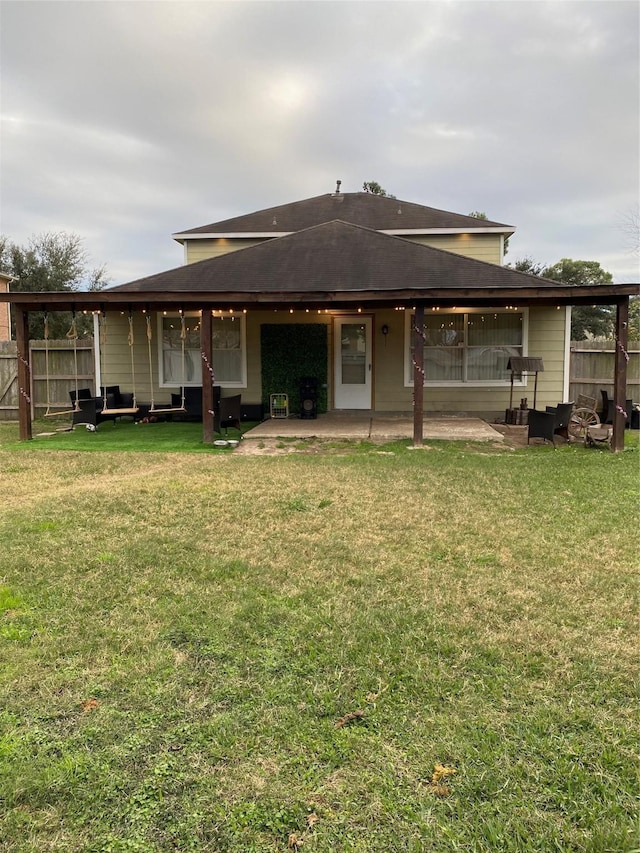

[381,324,389,337]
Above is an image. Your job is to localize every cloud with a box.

[1,0,638,282]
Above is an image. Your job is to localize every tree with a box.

[506,256,615,340]
[542,259,614,340]
[0,232,108,339]
[617,208,639,257]
[506,256,546,277]
[362,181,396,198]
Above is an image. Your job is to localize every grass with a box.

[0,425,638,851]
[0,419,248,454]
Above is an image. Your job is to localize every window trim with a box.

[158,311,247,389]
[404,307,529,387]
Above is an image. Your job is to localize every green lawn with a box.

[0,428,638,852]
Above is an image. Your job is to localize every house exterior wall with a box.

[370,305,566,416]
[100,306,567,419]
[0,277,11,341]
[100,313,157,403]
[402,233,503,264]
[183,232,504,266]
[185,238,269,264]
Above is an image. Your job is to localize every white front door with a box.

[333,316,372,409]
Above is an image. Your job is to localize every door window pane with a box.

[341,323,366,384]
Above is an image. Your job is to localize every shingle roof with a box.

[113,220,555,295]
[174,193,514,237]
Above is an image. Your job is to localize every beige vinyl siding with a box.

[185,238,271,264]
[0,278,10,341]
[526,306,567,407]
[100,313,166,406]
[100,306,568,418]
[100,310,333,411]
[404,234,503,264]
[372,306,567,416]
[185,233,503,265]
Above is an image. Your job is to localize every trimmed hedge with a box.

[261,324,328,415]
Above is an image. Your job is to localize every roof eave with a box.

[172,225,516,243]
[2,283,636,312]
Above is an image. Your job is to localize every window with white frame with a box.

[404,308,527,385]
[159,313,246,387]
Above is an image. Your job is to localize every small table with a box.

[505,408,529,425]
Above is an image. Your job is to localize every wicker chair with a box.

[527,402,574,446]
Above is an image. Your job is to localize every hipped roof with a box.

[3,221,635,311]
[112,220,584,299]
[173,192,515,239]
[114,221,555,296]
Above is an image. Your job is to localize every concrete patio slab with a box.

[243,413,504,442]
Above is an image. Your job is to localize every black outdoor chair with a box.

[600,390,632,427]
[71,386,135,428]
[527,402,574,446]
[219,394,242,435]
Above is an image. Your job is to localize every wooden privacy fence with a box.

[0,339,95,421]
[569,340,639,408]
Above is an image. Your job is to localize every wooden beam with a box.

[413,303,425,447]
[200,308,214,444]
[612,298,629,452]
[15,305,32,441]
[1,283,638,312]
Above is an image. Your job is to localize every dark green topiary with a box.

[260,324,328,415]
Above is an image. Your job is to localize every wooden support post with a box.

[612,297,629,453]
[15,305,32,441]
[413,303,425,447]
[201,308,214,444]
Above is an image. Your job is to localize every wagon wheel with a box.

[569,407,600,439]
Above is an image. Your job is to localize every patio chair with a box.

[71,386,135,428]
[171,386,204,420]
[600,390,632,427]
[219,394,242,436]
[527,402,574,446]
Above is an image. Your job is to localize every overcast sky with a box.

[1,0,638,286]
